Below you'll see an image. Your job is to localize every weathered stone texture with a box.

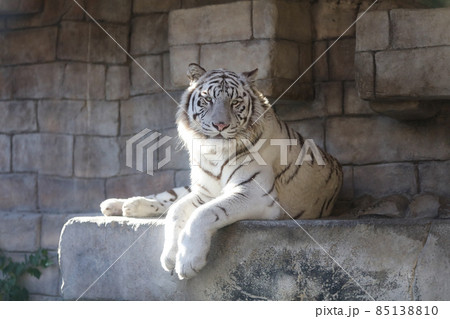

[86,0,131,23]
[419,161,450,198]
[272,41,300,80]
[326,117,450,164]
[353,163,417,198]
[0,27,57,64]
[339,166,353,201]
[62,63,105,99]
[131,14,168,55]
[38,176,105,212]
[312,0,357,40]
[0,212,41,252]
[120,93,179,135]
[369,101,440,121]
[0,101,37,133]
[38,100,119,136]
[328,38,355,81]
[6,0,68,29]
[106,66,130,100]
[275,82,342,121]
[391,8,450,49]
[12,63,64,99]
[376,47,450,99]
[130,55,163,95]
[356,11,389,52]
[344,82,373,114]
[253,0,311,43]
[169,2,252,45]
[74,136,120,178]
[354,52,374,99]
[41,214,70,250]
[0,0,43,15]
[133,0,180,13]
[58,21,128,63]
[0,174,36,211]
[106,171,174,198]
[0,67,12,99]
[407,194,440,219]
[13,134,73,176]
[0,135,10,172]
[170,45,200,87]
[313,41,328,81]
[60,218,448,300]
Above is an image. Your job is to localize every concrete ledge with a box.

[59,217,450,301]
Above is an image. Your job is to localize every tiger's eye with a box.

[231,99,239,106]
[205,96,212,102]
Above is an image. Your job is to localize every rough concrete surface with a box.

[59,217,450,301]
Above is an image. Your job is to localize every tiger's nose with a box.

[212,122,230,132]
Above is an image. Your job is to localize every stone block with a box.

[0,67,12,99]
[419,161,450,199]
[369,101,440,121]
[0,135,10,172]
[0,101,37,133]
[328,38,355,81]
[391,8,450,49]
[130,55,163,96]
[252,0,311,43]
[356,10,389,52]
[313,41,328,81]
[343,82,373,115]
[339,166,353,201]
[117,135,141,176]
[375,47,450,99]
[175,170,191,187]
[60,217,447,300]
[0,174,36,211]
[120,93,179,135]
[354,52,374,99]
[312,0,358,40]
[414,222,450,300]
[407,194,440,219]
[356,195,409,219]
[74,136,120,178]
[157,127,190,170]
[286,119,325,150]
[12,63,64,99]
[169,2,252,45]
[272,41,300,80]
[63,63,105,100]
[6,0,67,29]
[0,212,40,252]
[275,82,342,121]
[181,0,237,8]
[133,0,180,13]
[58,21,128,63]
[14,134,71,173]
[41,214,70,250]
[353,163,417,198]
[0,0,43,15]
[106,66,130,100]
[170,45,200,87]
[13,133,73,176]
[38,176,105,213]
[106,170,174,198]
[326,117,450,164]
[131,14,168,55]
[86,0,131,23]
[0,27,57,65]
[38,100,119,136]
[62,0,85,20]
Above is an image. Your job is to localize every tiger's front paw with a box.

[175,232,209,280]
[122,197,164,217]
[100,198,125,216]
[160,247,177,273]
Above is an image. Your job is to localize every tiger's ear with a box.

[242,68,258,82]
[187,63,206,83]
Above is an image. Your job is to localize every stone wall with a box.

[0,0,449,300]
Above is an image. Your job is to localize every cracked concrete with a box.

[59,217,450,300]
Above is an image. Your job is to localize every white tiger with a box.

[101,64,342,280]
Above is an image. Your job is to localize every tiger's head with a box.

[177,63,269,140]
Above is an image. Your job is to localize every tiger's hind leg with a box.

[100,186,191,217]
